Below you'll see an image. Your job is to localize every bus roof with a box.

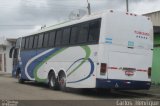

[20,10,148,38]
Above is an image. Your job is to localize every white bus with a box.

[10,10,153,91]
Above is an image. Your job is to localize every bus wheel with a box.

[48,72,59,90]
[17,72,24,84]
[59,73,67,91]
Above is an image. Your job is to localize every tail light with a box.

[100,63,107,75]
[148,67,151,78]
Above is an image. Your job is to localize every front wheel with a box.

[17,72,25,84]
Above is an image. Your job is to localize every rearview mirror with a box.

[9,47,15,58]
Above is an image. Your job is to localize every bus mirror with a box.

[9,47,15,58]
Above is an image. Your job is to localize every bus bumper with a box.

[96,79,151,90]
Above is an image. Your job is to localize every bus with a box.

[10,10,153,91]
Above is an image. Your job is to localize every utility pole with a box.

[126,0,129,12]
[87,0,91,15]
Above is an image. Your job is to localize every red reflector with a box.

[100,63,107,75]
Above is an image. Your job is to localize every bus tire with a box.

[48,72,59,90]
[17,72,25,84]
[58,72,67,91]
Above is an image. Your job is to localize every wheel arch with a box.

[58,70,66,78]
[48,69,56,77]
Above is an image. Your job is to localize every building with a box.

[144,11,160,84]
[0,37,16,73]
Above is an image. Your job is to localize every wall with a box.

[5,42,14,73]
[145,11,160,26]
[0,47,5,72]
[0,40,14,73]
[144,11,160,84]
[152,34,160,84]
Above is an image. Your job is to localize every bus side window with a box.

[70,26,78,45]
[62,27,71,45]
[48,31,56,47]
[55,29,63,47]
[33,35,38,49]
[21,38,26,49]
[77,23,89,44]
[15,38,21,48]
[37,33,44,48]
[25,37,29,49]
[43,32,49,48]
[29,36,34,49]
[89,20,101,43]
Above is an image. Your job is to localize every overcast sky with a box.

[0,0,160,38]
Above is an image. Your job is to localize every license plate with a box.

[125,71,134,76]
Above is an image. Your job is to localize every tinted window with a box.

[33,35,38,49]
[55,30,63,46]
[89,19,101,42]
[25,37,29,49]
[62,27,71,45]
[70,26,78,44]
[15,38,21,48]
[37,33,44,48]
[78,23,89,43]
[43,32,49,47]
[48,31,56,47]
[21,38,25,49]
[29,36,34,49]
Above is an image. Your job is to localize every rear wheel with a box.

[59,73,67,91]
[48,72,59,90]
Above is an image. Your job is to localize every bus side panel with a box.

[20,48,50,81]
[45,45,98,88]
[66,45,97,88]
[21,45,98,88]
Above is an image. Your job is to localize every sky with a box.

[0,0,160,38]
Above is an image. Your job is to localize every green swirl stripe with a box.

[34,48,67,82]
[67,46,91,77]
[33,46,91,82]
